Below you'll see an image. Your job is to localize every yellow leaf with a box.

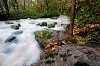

[39,31,43,35]
[62,40,67,44]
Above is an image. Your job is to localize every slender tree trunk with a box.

[24,0,26,10]
[45,0,49,11]
[70,0,76,36]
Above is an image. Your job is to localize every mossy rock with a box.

[5,21,14,24]
[11,23,21,29]
[74,61,90,66]
[48,23,55,28]
[54,22,57,25]
[35,30,52,39]
[48,22,57,28]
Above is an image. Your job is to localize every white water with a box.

[0,15,70,66]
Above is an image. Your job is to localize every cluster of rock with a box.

[33,44,100,66]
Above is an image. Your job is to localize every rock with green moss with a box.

[37,22,47,26]
[35,30,52,39]
[74,61,90,66]
[48,23,55,28]
[5,21,14,24]
[11,23,21,29]
[40,22,47,26]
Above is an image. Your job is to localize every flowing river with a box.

[0,15,70,66]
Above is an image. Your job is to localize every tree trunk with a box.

[45,0,49,11]
[70,0,76,36]
[24,0,26,10]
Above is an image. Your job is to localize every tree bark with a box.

[70,0,76,36]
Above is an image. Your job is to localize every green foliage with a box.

[74,61,90,66]
[89,28,100,45]
[83,35,92,43]
[35,30,52,40]
[78,16,95,25]
[76,0,100,25]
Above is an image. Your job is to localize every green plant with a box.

[83,35,92,43]
[35,30,52,39]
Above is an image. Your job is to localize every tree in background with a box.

[70,0,76,36]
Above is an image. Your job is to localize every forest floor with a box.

[32,23,100,66]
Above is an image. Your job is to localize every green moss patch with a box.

[11,23,21,29]
[5,21,14,24]
[74,61,90,66]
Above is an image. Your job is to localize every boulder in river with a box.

[5,36,18,43]
[12,31,23,35]
[11,23,21,29]
[5,21,14,24]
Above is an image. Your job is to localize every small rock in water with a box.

[5,36,18,43]
[50,17,58,19]
[27,18,30,19]
[11,23,21,29]
[3,48,12,54]
[12,31,23,35]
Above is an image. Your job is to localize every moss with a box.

[5,21,14,24]
[48,23,55,28]
[59,53,72,58]
[74,61,90,66]
[54,22,57,25]
[59,54,67,58]
[59,54,72,61]
[11,23,21,29]
[45,52,58,59]
[36,22,47,26]
[45,60,55,64]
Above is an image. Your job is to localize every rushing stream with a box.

[0,15,70,66]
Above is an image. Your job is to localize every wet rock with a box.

[5,36,18,43]
[3,48,12,54]
[33,44,100,66]
[5,21,14,24]
[37,22,47,26]
[12,31,23,35]
[50,17,58,19]
[11,23,21,29]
